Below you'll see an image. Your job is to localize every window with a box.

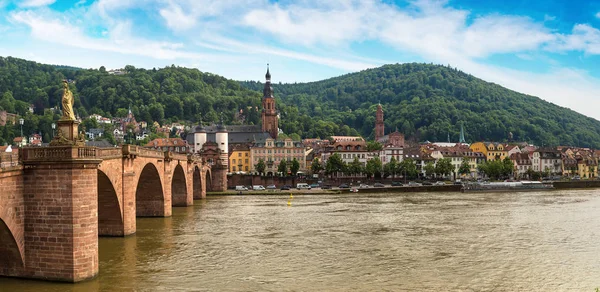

[233,159,236,164]
[233,166,237,171]
[245,166,249,171]
[238,153,241,157]
[245,153,248,157]
[245,159,248,163]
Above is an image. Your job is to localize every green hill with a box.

[241,63,600,148]
[0,56,263,144]
[1,56,599,148]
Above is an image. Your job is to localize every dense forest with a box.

[241,63,600,148]
[0,56,264,145]
[1,56,600,148]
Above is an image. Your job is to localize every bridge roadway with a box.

[0,145,219,282]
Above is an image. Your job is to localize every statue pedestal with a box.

[50,120,84,146]
[59,120,79,141]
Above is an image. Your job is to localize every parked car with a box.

[266,184,277,189]
[433,181,445,186]
[321,185,332,190]
[373,183,385,188]
[235,186,249,191]
[422,181,433,186]
[359,183,370,188]
[310,183,320,188]
[407,181,422,187]
[454,180,463,185]
[391,181,403,187]
[297,183,312,190]
[280,185,291,190]
[572,176,581,180]
[339,184,350,189]
[253,185,265,191]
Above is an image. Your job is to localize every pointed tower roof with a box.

[265,63,271,80]
[459,124,466,144]
[263,64,273,98]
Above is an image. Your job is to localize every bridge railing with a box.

[0,152,20,168]
[17,145,203,164]
[96,147,122,159]
[122,145,164,159]
[20,146,101,162]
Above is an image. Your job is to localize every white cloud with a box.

[596,11,600,19]
[9,10,215,61]
[549,24,600,54]
[198,35,378,71]
[18,0,56,7]
[159,2,196,31]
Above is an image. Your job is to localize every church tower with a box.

[261,64,278,139]
[375,103,384,141]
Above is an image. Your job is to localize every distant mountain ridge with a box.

[1,56,599,148]
[240,63,600,148]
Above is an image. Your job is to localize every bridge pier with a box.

[0,145,216,283]
[20,146,101,282]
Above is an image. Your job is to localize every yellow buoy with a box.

[290,193,294,199]
[287,200,292,206]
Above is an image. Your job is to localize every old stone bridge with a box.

[0,145,225,282]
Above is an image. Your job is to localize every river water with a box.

[2,190,600,291]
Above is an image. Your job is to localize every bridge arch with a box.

[171,164,188,207]
[98,170,124,236]
[136,163,165,217]
[0,212,24,273]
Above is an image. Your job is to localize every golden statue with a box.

[61,80,75,121]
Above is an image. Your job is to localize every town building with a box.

[0,111,18,126]
[470,142,508,161]
[250,137,306,175]
[374,104,405,148]
[532,148,561,174]
[13,137,26,147]
[86,128,104,140]
[229,145,251,173]
[511,153,532,178]
[144,138,190,154]
[28,133,42,146]
[321,139,370,166]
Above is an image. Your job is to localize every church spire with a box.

[265,63,271,81]
[261,64,278,139]
[263,64,273,98]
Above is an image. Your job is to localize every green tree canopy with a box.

[255,159,266,175]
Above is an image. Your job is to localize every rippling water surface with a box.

[2,190,600,291]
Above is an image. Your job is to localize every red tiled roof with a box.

[145,138,188,147]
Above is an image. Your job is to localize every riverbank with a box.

[209,180,600,196]
[553,180,600,189]
[208,184,462,196]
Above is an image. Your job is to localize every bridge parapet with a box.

[0,152,20,169]
[20,146,101,163]
[122,145,164,159]
[96,147,122,159]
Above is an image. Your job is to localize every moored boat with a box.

[462,181,554,192]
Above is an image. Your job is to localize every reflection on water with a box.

[2,190,600,291]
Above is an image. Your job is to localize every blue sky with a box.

[1,0,600,120]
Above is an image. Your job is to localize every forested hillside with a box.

[1,57,600,148]
[241,63,600,148]
[0,56,266,144]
